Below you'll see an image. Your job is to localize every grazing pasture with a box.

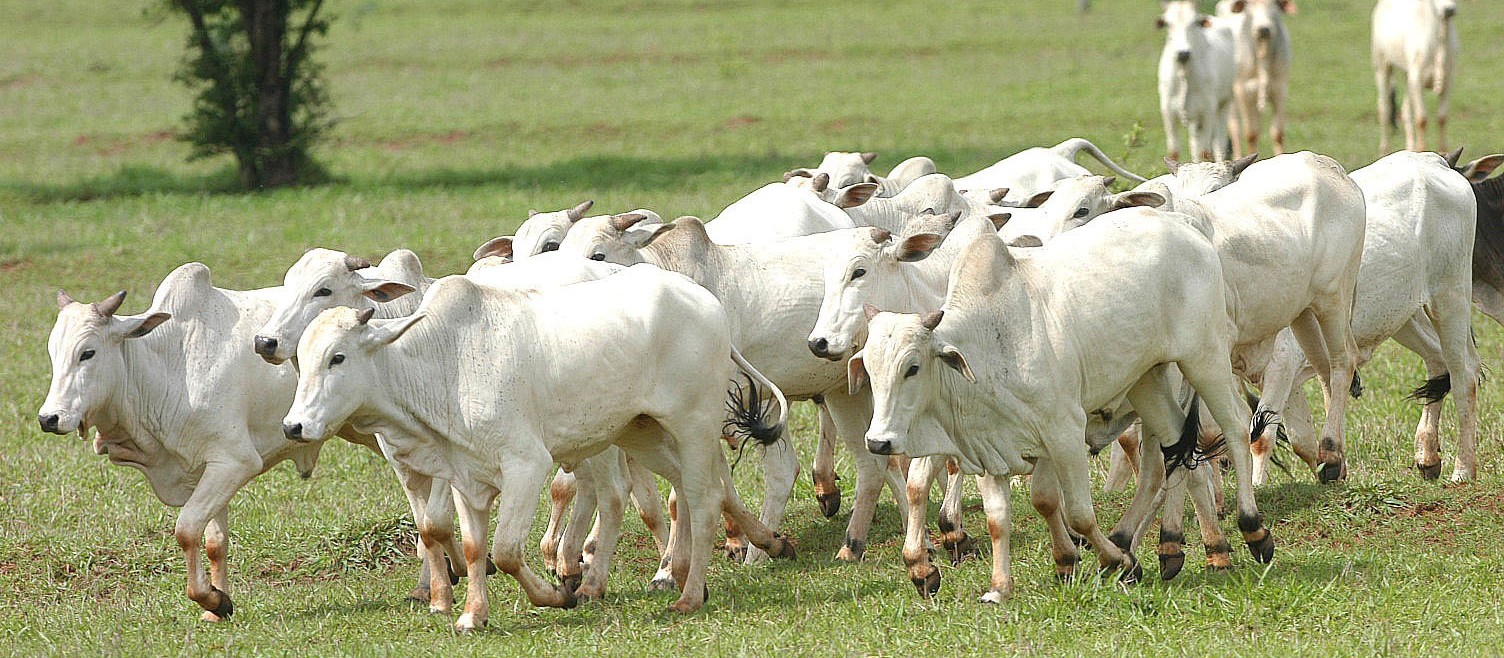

[4,0,1504,654]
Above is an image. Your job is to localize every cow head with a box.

[510,200,594,261]
[255,248,419,365]
[787,151,880,189]
[851,309,974,457]
[39,290,170,437]
[282,306,424,443]
[1165,153,1256,197]
[1432,0,1456,21]
[1228,0,1294,42]
[558,211,675,265]
[785,171,881,209]
[1157,1,1213,65]
[998,176,1163,243]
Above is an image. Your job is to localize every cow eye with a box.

[313,287,332,298]
[1073,207,1090,219]
[542,241,560,253]
[590,253,606,261]
[79,349,95,362]
[329,353,345,367]
[905,364,919,378]
[851,268,866,281]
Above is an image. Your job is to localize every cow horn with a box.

[94,290,127,316]
[1102,176,1117,188]
[1164,156,1182,174]
[860,152,878,164]
[56,289,76,309]
[610,212,649,231]
[1230,153,1259,176]
[811,173,830,193]
[528,209,540,218]
[919,310,944,331]
[356,307,375,325]
[344,255,372,271]
[567,200,595,221]
[863,303,882,321]
[988,188,1009,204]
[870,228,892,244]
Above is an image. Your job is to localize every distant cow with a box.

[1372,0,1459,153]
[1218,0,1295,156]
[1157,1,1237,162]
[952,138,1148,202]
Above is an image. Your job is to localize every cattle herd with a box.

[31,0,1499,635]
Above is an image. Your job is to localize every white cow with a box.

[1217,0,1295,156]
[844,173,1005,233]
[470,204,663,263]
[282,266,795,629]
[852,214,1263,602]
[1372,0,1458,153]
[786,151,939,197]
[1157,1,1237,162]
[560,214,909,563]
[953,138,1149,202]
[38,265,319,622]
[708,176,874,244]
[1250,151,1479,482]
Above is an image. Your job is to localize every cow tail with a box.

[724,346,789,448]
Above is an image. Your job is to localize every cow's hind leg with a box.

[938,458,974,564]
[540,468,576,576]
[1426,297,1482,481]
[1179,355,1269,565]
[743,434,798,564]
[1043,445,1140,582]
[1030,461,1083,581]
[812,400,842,518]
[976,474,1013,603]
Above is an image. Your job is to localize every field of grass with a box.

[4,0,1504,654]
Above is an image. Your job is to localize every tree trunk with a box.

[240,0,297,189]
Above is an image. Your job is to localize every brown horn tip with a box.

[871,228,892,244]
[527,209,540,218]
[609,212,649,232]
[355,307,375,325]
[989,188,1009,203]
[860,152,878,164]
[919,310,944,331]
[811,173,830,193]
[567,200,595,221]
[344,255,372,271]
[93,290,127,316]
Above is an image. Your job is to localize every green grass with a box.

[4,0,1504,654]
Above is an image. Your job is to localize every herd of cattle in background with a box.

[29,0,1497,634]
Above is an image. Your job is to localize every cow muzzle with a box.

[37,409,78,435]
[283,421,309,442]
[1255,26,1271,39]
[38,413,62,434]
[1175,50,1191,64]
[253,335,283,363]
[807,337,835,360]
[1442,6,1456,19]
[866,437,896,455]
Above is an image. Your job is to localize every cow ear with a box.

[1111,191,1165,210]
[811,173,831,193]
[1277,0,1296,14]
[938,345,976,383]
[366,313,425,347]
[847,352,868,395]
[120,312,171,339]
[1155,16,1167,28]
[1199,16,1213,28]
[359,278,417,303]
[1229,0,1247,12]
[860,152,878,164]
[1008,235,1044,248]
[472,236,514,261]
[863,303,882,321]
[896,233,944,262]
[835,183,879,209]
[1460,154,1504,183]
[624,222,676,248]
[1024,190,1053,208]
[988,213,1013,230]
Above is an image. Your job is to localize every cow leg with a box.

[901,454,942,597]
[555,465,597,586]
[200,508,231,622]
[1186,464,1232,572]
[540,468,576,576]
[1268,79,1287,154]
[743,435,798,564]
[1229,83,1252,159]
[376,436,452,602]
[1437,85,1450,152]
[938,458,974,564]
[176,461,254,621]
[1163,102,1182,162]
[661,417,726,614]
[1110,367,1180,554]
[1178,352,1269,565]
[1103,425,1141,493]
[482,463,574,629]
[826,391,888,562]
[1392,315,1449,479]
[1375,65,1395,154]
[1043,445,1139,582]
[576,453,630,601]
[812,400,842,518]
[1155,469,1189,580]
[715,455,796,561]
[1427,300,1482,482]
[1029,462,1081,581]
[623,455,672,590]
[1187,118,1207,164]
[1405,75,1425,152]
[1251,333,1303,485]
[650,488,680,591]
[976,474,1013,604]
[1287,310,1347,482]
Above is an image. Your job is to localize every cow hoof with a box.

[943,533,978,565]
[1119,557,1143,584]
[575,584,604,602]
[200,610,226,623]
[770,533,797,560]
[1317,461,1346,483]
[1246,530,1276,564]
[558,586,580,610]
[560,573,582,595]
[647,573,677,592]
[454,613,486,633]
[445,556,461,586]
[835,544,863,562]
[1159,552,1185,581]
[206,586,234,620]
[486,556,499,576]
[1417,462,1442,481]
[978,589,1009,605]
[817,491,842,519]
[911,565,942,599]
[407,586,431,603]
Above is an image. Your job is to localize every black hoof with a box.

[1246,530,1276,564]
[703,584,710,603]
[1159,552,1185,581]
[817,492,842,519]
[1119,557,1143,584]
[1317,460,1345,484]
[560,572,582,594]
[1418,462,1442,480]
[208,586,234,619]
[943,534,978,565]
[910,566,942,599]
[771,533,798,560]
[559,587,579,610]
[486,556,498,576]
[444,556,460,586]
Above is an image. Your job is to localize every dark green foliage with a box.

[170,0,331,190]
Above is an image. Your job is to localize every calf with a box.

[282,266,794,629]
[1372,0,1458,153]
[1157,1,1237,162]
[38,264,318,622]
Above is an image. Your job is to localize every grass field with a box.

[5,0,1504,654]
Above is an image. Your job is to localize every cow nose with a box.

[866,438,894,455]
[283,422,303,441]
[1255,26,1271,39]
[1442,6,1455,18]
[1175,50,1191,63]
[254,336,278,357]
[808,337,829,358]
[39,413,60,434]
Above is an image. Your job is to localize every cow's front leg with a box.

[176,461,254,621]
[200,508,231,622]
[902,456,940,597]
